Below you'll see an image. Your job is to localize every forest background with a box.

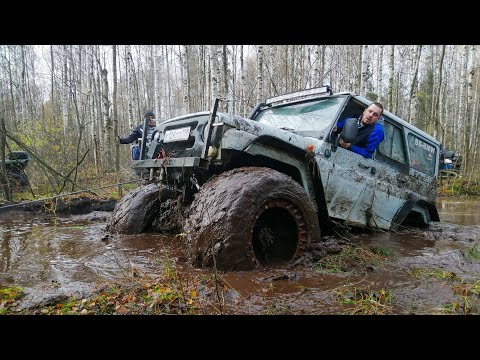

[0,45,478,200]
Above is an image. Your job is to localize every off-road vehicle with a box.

[108,86,441,270]
[1,151,30,193]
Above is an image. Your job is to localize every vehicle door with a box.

[319,141,378,228]
[371,118,411,229]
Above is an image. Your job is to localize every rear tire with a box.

[184,167,321,271]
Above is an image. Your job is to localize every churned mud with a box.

[1,197,479,315]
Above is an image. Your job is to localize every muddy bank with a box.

[0,197,116,218]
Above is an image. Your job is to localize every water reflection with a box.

[437,198,480,226]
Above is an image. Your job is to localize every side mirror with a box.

[340,117,358,144]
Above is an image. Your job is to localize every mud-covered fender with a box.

[222,130,330,232]
[391,198,440,229]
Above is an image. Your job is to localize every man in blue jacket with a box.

[118,110,157,160]
[334,102,384,159]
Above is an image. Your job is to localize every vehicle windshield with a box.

[255,96,346,133]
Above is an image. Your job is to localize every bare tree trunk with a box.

[154,46,162,119]
[6,47,17,129]
[459,45,468,155]
[463,45,476,173]
[0,116,12,201]
[290,45,296,91]
[257,45,264,103]
[231,45,237,114]
[434,45,446,139]
[360,45,368,97]
[101,67,113,172]
[407,45,422,124]
[122,47,131,129]
[182,45,191,114]
[112,45,121,196]
[209,45,219,102]
[94,47,104,161]
[222,45,229,113]
[388,45,395,110]
[206,46,211,108]
[20,45,27,121]
[50,45,55,110]
[62,45,69,138]
[87,47,98,173]
[376,45,384,103]
[165,45,173,118]
[314,45,326,87]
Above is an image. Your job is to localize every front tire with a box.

[107,183,176,234]
[184,167,321,271]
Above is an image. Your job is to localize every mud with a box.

[1,197,480,315]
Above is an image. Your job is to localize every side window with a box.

[378,120,406,164]
[407,134,436,176]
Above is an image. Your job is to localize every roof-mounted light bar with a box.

[265,85,333,105]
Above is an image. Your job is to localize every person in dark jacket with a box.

[118,110,157,160]
[333,102,385,159]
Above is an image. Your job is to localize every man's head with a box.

[145,110,156,126]
[361,102,383,126]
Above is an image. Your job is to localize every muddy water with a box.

[437,197,480,225]
[1,198,480,314]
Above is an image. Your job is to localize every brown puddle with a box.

[1,197,480,314]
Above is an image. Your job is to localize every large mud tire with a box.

[184,167,321,271]
[107,183,175,234]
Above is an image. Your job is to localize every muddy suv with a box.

[1,151,30,193]
[108,86,441,270]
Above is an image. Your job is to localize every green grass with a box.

[370,246,395,257]
[408,267,461,282]
[461,241,480,261]
[333,286,394,315]
[313,245,388,273]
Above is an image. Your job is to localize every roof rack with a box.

[265,85,333,105]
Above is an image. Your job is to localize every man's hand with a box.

[339,138,351,149]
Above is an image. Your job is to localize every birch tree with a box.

[154,45,162,119]
[407,45,422,124]
[388,45,395,110]
[182,45,190,114]
[463,45,476,172]
[360,45,368,97]
[434,45,446,140]
[209,45,219,102]
[112,45,121,196]
[257,45,263,103]
[101,66,112,172]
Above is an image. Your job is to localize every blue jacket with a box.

[336,116,384,159]
[119,124,156,144]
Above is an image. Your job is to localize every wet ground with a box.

[1,197,479,315]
